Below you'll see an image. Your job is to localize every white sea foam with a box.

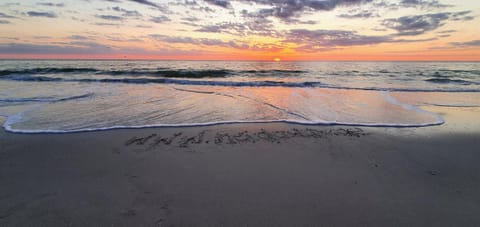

[3,119,445,134]
[381,91,444,125]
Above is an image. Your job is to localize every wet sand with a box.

[1,106,480,226]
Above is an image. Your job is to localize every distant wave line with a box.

[0,68,308,78]
[1,75,480,92]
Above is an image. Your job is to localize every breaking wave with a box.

[425,78,476,85]
[1,74,479,92]
[0,67,308,78]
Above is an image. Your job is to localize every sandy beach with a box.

[1,105,480,226]
[2,0,480,225]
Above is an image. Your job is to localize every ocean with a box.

[0,60,479,133]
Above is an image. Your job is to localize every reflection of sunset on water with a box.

[103,83,444,127]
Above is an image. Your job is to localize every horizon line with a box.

[1,58,479,62]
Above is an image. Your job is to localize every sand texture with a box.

[1,106,480,226]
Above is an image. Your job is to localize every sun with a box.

[274,57,281,62]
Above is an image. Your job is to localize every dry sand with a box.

[1,106,480,226]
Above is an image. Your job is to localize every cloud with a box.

[27,11,57,18]
[69,41,111,48]
[382,11,474,36]
[34,36,52,39]
[68,35,90,40]
[95,14,124,20]
[286,29,391,47]
[450,40,480,47]
[284,28,438,52]
[127,0,160,8]
[1,3,20,7]
[0,42,212,56]
[194,9,281,37]
[373,0,452,10]
[34,37,211,56]
[282,18,317,25]
[398,0,452,9]
[0,12,16,18]
[111,6,142,17]
[0,43,109,55]
[448,11,475,21]
[181,16,200,23]
[100,0,170,13]
[195,19,278,37]
[204,0,231,8]
[150,15,170,23]
[437,29,456,34]
[0,40,227,57]
[203,0,372,20]
[150,34,282,51]
[150,34,234,47]
[37,2,65,7]
[172,0,216,13]
[338,10,378,19]
[195,22,247,34]
[135,24,153,28]
[94,22,121,26]
[125,0,170,12]
[173,0,198,6]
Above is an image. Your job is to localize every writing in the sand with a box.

[124,127,367,149]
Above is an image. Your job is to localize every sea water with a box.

[0,60,479,133]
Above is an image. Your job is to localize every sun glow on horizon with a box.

[274,57,281,62]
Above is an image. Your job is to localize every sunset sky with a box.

[0,0,479,60]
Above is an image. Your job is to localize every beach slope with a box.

[1,107,480,226]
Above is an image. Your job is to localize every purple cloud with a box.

[150,15,170,23]
[202,0,372,20]
[27,11,57,18]
[383,11,474,36]
[95,14,124,20]
[450,40,480,47]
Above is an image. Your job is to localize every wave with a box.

[425,78,476,85]
[4,75,64,82]
[1,74,325,86]
[0,67,231,78]
[421,103,480,108]
[0,93,94,104]
[2,75,480,92]
[381,91,444,125]
[0,67,307,78]
[2,67,480,78]
[3,118,445,134]
[148,70,230,78]
[86,69,231,78]
[241,70,307,75]
[437,69,480,75]
[0,68,98,75]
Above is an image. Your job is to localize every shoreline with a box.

[1,106,480,226]
[2,119,444,135]
[3,104,478,136]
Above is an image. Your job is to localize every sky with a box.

[0,0,479,61]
